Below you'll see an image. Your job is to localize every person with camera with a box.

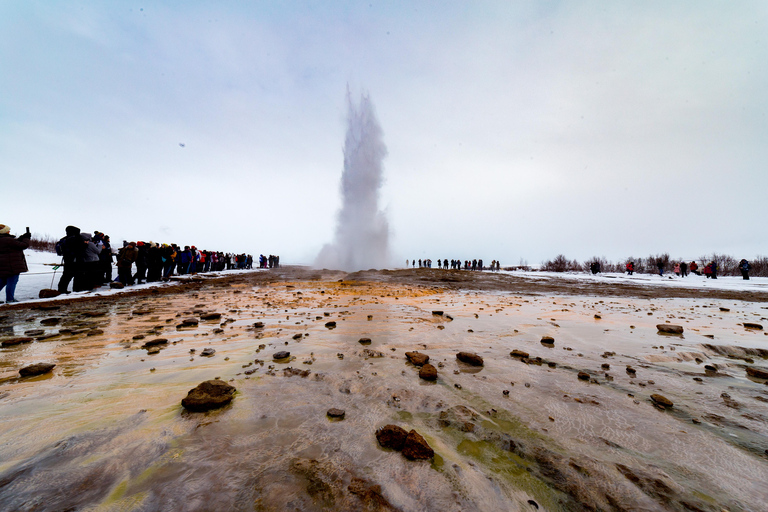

[0,224,31,303]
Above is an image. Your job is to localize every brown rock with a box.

[746,367,768,379]
[376,424,408,450]
[510,349,529,358]
[358,337,372,345]
[40,317,60,326]
[405,351,429,366]
[141,338,168,348]
[361,348,384,358]
[744,323,764,330]
[650,394,673,407]
[327,408,345,419]
[540,336,555,345]
[457,351,484,366]
[181,380,236,412]
[402,430,434,460]
[578,371,590,381]
[109,281,125,289]
[419,363,438,381]
[19,363,56,377]
[1,337,34,347]
[657,324,684,335]
[200,312,221,321]
[38,289,61,299]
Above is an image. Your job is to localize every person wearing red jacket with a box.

[0,224,30,303]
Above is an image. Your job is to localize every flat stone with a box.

[142,338,168,348]
[577,371,590,380]
[40,318,60,326]
[327,408,346,419]
[744,323,763,330]
[273,351,291,360]
[19,363,56,377]
[361,348,384,358]
[376,424,408,450]
[38,289,61,299]
[146,346,161,355]
[405,351,429,366]
[510,350,529,358]
[358,337,372,345]
[657,324,684,335]
[181,380,235,412]
[540,336,555,345]
[325,321,337,328]
[457,352,484,366]
[1,337,34,347]
[201,348,215,357]
[109,282,125,289]
[253,322,264,328]
[432,311,444,316]
[200,313,221,321]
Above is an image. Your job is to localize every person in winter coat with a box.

[57,225,85,293]
[99,235,114,284]
[674,263,681,276]
[680,261,688,277]
[0,224,30,303]
[689,261,699,276]
[117,242,138,285]
[626,261,634,275]
[134,242,148,284]
[739,259,751,280]
[76,232,102,291]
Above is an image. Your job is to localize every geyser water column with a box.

[316,90,390,271]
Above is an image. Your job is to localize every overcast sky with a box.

[2,1,766,267]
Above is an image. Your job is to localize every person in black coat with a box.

[57,225,84,293]
[0,224,30,303]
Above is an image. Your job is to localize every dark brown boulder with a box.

[650,394,673,408]
[376,424,408,450]
[181,380,236,412]
[141,338,168,348]
[746,367,768,379]
[1,337,34,347]
[577,371,590,381]
[419,363,438,381]
[358,337,372,345]
[657,324,684,335]
[38,289,61,299]
[109,281,125,289]
[19,363,55,377]
[273,351,290,360]
[457,352,484,366]
[744,323,764,330]
[327,408,345,419]
[325,321,337,328]
[510,350,529,358]
[40,317,60,326]
[405,351,429,366]
[200,313,221,321]
[402,430,434,460]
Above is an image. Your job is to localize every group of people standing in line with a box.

[407,259,501,271]
[624,259,752,280]
[54,226,272,293]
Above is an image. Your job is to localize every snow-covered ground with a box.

[2,250,266,305]
[499,269,768,293]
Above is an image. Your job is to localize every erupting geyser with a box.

[316,90,390,271]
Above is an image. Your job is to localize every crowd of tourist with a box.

[407,259,501,271]
[49,225,274,295]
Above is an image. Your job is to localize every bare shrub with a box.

[28,233,57,253]
[699,253,738,276]
[542,254,578,272]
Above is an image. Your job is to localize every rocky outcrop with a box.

[376,425,408,450]
[650,394,673,408]
[510,349,529,358]
[746,367,768,379]
[273,351,291,360]
[181,380,235,411]
[200,312,221,321]
[2,336,34,347]
[402,430,434,460]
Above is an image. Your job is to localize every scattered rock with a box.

[273,351,291,360]
[540,336,555,346]
[402,430,434,460]
[358,337,372,345]
[146,346,161,355]
[419,363,438,381]
[510,350,529,358]
[744,323,763,330]
[200,313,221,321]
[40,318,60,326]
[376,424,408,450]
[19,362,56,377]
[719,307,730,312]
[1,337,34,347]
[38,289,61,299]
[457,352,484,366]
[181,380,235,411]
[405,351,429,366]
[577,371,590,381]
[109,282,125,289]
[201,348,215,357]
[177,318,199,329]
[657,324,684,335]
[283,367,310,377]
[325,321,337,328]
[253,322,264,329]
[327,408,345,419]
[432,311,444,316]
[650,394,673,408]
[24,329,45,336]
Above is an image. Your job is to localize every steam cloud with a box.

[316,90,390,271]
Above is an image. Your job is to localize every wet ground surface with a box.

[1,267,768,511]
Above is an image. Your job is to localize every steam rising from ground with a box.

[316,91,390,271]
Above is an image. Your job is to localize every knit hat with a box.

[0,224,10,235]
